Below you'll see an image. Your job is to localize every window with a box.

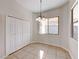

[71,2,78,40]
[39,16,59,34]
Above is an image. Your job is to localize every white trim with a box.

[71,0,78,10]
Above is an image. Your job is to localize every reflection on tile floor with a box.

[5,43,71,59]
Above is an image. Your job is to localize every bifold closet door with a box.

[6,16,31,55]
[6,17,16,55]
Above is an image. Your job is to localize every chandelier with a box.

[36,0,47,22]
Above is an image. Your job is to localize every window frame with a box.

[48,16,59,35]
[71,1,78,40]
[38,16,59,35]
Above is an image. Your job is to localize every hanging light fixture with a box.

[36,0,47,22]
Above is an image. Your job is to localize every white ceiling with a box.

[16,0,68,13]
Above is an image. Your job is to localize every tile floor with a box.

[5,43,71,59]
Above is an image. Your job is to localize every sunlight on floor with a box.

[40,50,44,59]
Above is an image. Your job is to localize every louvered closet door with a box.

[22,21,31,46]
[6,17,17,55]
[6,16,31,55]
[15,19,22,50]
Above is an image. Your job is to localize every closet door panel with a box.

[26,22,31,42]
[6,17,17,55]
[15,19,23,50]
[10,18,17,53]
[6,16,31,55]
[6,17,11,55]
[22,21,31,45]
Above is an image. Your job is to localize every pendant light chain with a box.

[40,0,42,18]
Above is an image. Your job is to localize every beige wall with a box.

[0,15,6,59]
[0,0,32,20]
[0,0,32,59]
